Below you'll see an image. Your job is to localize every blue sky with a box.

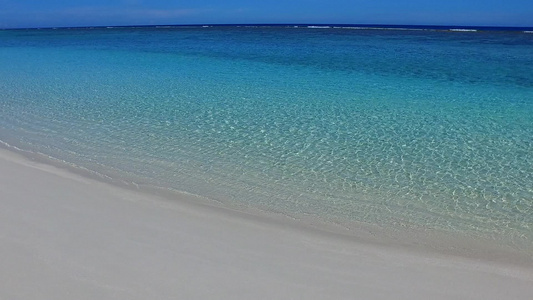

[1,0,531,28]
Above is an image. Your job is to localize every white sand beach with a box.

[1,148,532,299]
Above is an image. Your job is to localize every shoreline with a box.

[1,143,532,266]
[1,146,532,298]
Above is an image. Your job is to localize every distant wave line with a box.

[449,28,478,32]
[5,24,533,34]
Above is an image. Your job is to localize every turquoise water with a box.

[1,27,532,243]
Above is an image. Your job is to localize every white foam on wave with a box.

[449,29,477,32]
[333,26,426,31]
[332,26,372,30]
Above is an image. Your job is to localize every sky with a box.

[0,0,532,29]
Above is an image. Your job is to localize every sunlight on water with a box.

[1,27,532,244]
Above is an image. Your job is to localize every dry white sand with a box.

[1,148,532,299]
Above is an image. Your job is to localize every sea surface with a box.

[1,25,532,246]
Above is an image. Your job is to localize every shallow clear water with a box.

[1,27,532,243]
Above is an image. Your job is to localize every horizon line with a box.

[2,22,533,31]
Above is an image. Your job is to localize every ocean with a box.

[1,25,532,247]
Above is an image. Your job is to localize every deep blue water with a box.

[1,26,532,244]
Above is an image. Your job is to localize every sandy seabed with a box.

[1,148,532,299]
